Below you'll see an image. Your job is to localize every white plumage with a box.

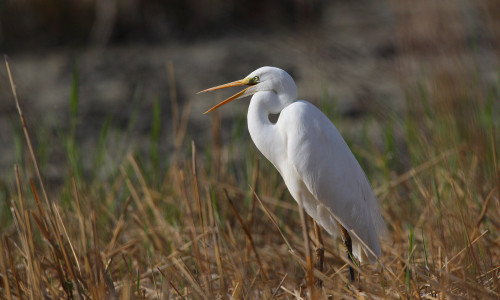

[200,66,386,264]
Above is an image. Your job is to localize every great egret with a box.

[199,66,386,280]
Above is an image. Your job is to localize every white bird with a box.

[199,66,386,279]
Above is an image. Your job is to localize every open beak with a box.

[198,78,253,114]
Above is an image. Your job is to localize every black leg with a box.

[340,225,355,282]
[345,235,355,282]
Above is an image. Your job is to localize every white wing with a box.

[277,100,386,263]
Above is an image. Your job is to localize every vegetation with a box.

[0,43,498,299]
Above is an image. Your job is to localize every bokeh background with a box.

[1,0,499,185]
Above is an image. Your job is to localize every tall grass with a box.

[1,50,500,300]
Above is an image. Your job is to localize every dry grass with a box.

[1,54,499,299]
[1,1,500,295]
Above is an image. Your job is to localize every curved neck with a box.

[247,91,287,168]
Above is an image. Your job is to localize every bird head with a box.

[198,66,297,114]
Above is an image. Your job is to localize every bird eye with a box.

[250,76,259,84]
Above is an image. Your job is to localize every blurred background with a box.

[0,0,499,186]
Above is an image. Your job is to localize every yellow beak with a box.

[198,78,253,114]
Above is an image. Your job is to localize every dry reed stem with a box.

[207,186,227,295]
[128,155,169,232]
[23,210,40,299]
[4,238,22,300]
[313,220,324,288]
[105,196,132,255]
[6,57,84,298]
[123,164,166,251]
[5,56,52,212]
[491,124,500,213]
[246,157,260,262]
[295,196,316,297]
[0,236,12,300]
[173,258,209,300]
[251,186,294,252]
[224,189,268,281]
[190,141,214,297]
[270,272,288,299]
[444,157,481,270]
[53,203,81,273]
[178,168,207,293]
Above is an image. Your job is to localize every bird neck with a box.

[247,91,289,167]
